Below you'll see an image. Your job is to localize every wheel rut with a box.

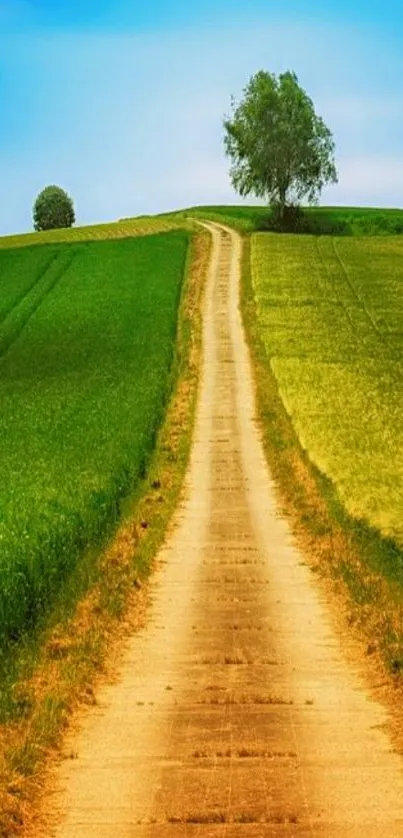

[47,223,403,837]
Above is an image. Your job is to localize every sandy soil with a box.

[45,222,403,836]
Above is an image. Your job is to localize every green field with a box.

[0,215,187,250]
[3,203,403,645]
[166,204,403,236]
[0,230,190,645]
[251,233,403,550]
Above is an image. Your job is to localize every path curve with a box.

[47,222,403,836]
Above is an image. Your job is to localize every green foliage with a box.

[0,231,189,646]
[223,71,338,218]
[311,207,403,236]
[33,185,75,232]
[252,232,403,550]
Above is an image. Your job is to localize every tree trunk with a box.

[278,187,286,221]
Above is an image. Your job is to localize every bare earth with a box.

[47,223,403,836]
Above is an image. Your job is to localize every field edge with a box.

[0,229,211,837]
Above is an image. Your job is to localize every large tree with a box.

[33,185,75,232]
[224,70,337,221]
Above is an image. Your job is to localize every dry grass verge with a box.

[0,230,210,838]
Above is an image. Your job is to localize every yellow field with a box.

[252,233,403,547]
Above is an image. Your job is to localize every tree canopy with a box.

[224,70,338,221]
[33,185,75,232]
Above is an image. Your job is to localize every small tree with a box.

[224,70,338,223]
[33,185,75,232]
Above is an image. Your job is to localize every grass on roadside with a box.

[0,232,190,651]
[0,229,210,838]
[241,232,403,680]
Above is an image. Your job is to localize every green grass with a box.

[0,246,62,322]
[0,231,190,647]
[162,205,270,232]
[251,233,403,557]
[164,204,403,236]
[0,230,209,832]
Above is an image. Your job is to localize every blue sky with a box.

[1,1,403,234]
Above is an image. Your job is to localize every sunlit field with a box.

[0,230,190,645]
[252,233,403,548]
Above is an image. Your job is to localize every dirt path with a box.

[46,223,403,837]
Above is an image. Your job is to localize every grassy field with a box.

[0,215,187,250]
[166,204,403,235]
[0,230,190,648]
[251,233,403,557]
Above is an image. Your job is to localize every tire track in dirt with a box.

[45,222,403,837]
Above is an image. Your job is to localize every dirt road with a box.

[49,223,403,836]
